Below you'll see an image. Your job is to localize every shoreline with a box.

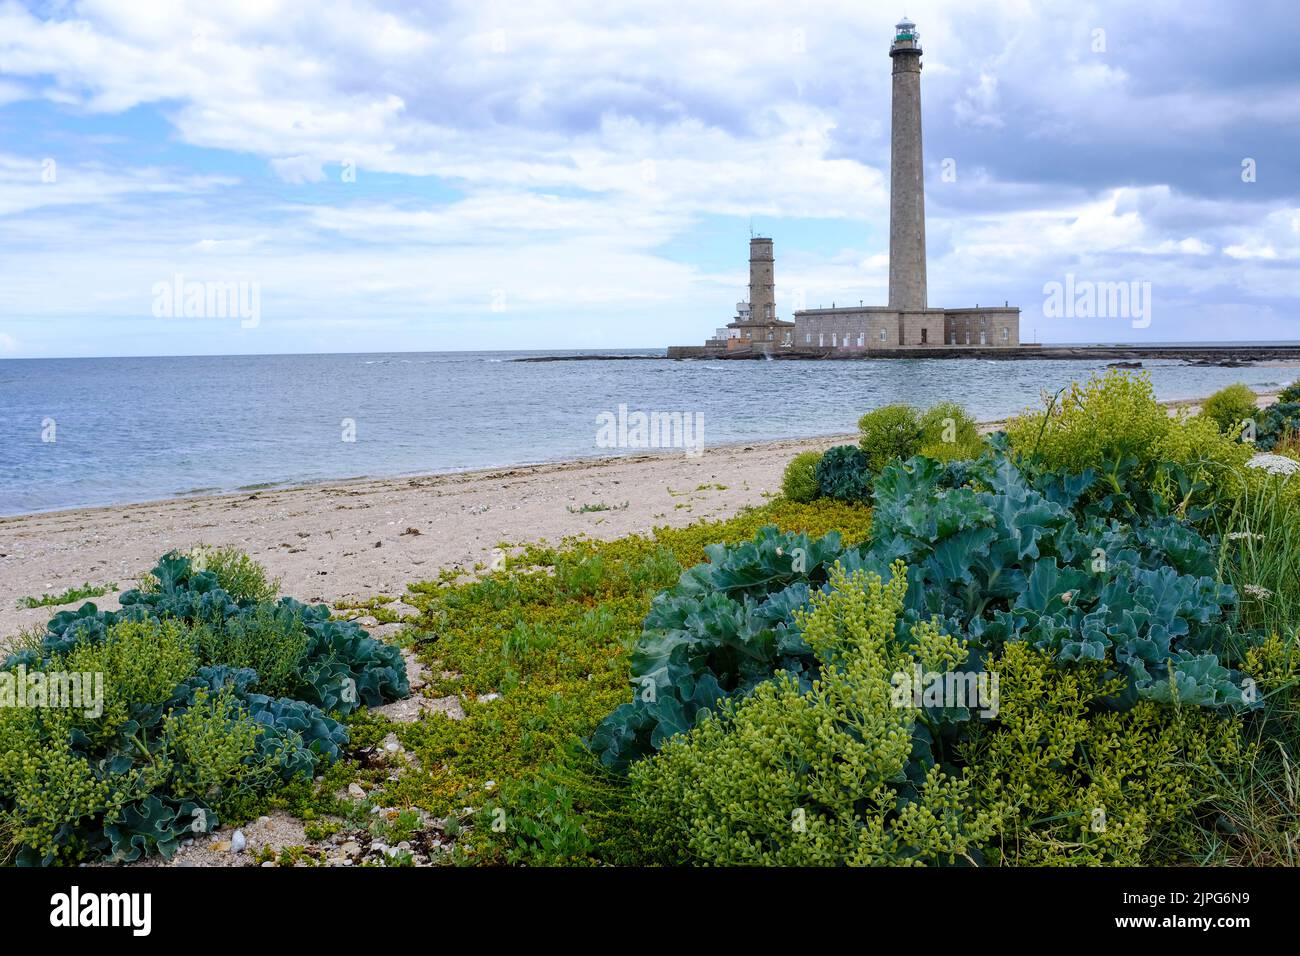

[1,433,855,522]
[0,388,1278,640]
[0,432,855,640]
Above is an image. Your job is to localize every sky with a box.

[0,0,1298,358]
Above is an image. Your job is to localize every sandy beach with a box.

[0,433,854,640]
[0,388,1280,641]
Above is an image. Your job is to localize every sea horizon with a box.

[4,340,1300,362]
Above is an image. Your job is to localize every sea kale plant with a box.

[36,551,408,713]
[815,444,874,503]
[0,551,407,865]
[864,449,1249,709]
[1251,381,1300,452]
[594,428,1255,773]
[629,564,999,865]
[589,526,849,771]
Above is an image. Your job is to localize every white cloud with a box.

[0,0,1297,353]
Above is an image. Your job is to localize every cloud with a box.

[0,0,1297,354]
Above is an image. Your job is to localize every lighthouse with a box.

[669,14,1024,359]
[888,16,927,312]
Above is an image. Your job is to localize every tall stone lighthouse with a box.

[669,14,1024,358]
[888,16,927,312]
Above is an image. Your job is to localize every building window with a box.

[879,329,887,342]
[765,304,773,319]
[1002,327,1009,341]
[819,333,825,347]
[805,333,811,344]
[857,332,864,347]
[921,328,928,344]
[832,333,838,347]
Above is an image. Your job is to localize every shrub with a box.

[0,619,326,865]
[918,401,982,462]
[590,525,852,771]
[35,552,409,715]
[1200,383,1258,435]
[1006,369,1251,516]
[191,546,280,605]
[868,451,1250,708]
[193,603,312,698]
[595,434,1254,776]
[1251,385,1300,452]
[1006,370,1170,474]
[780,450,822,503]
[858,404,923,471]
[163,686,287,821]
[628,564,998,865]
[0,550,407,865]
[814,444,873,502]
[964,642,1246,866]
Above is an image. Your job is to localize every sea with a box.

[0,349,1294,516]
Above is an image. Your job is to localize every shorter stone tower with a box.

[748,237,776,323]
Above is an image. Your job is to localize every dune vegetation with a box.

[5,371,1300,867]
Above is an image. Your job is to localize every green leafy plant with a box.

[192,545,280,605]
[814,444,873,502]
[192,602,312,698]
[858,404,923,471]
[1006,369,1251,518]
[566,501,629,514]
[478,777,597,866]
[867,450,1249,709]
[16,582,116,610]
[918,401,982,461]
[387,498,873,832]
[629,564,998,865]
[964,641,1246,865]
[589,525,852,771]
[1250,382,1300,452]
[0,551,407,865]
[595,424,1254,776]
[781,450,823,503]
[164,686,284,821]
[1200,383,1258,436]
[37,552,409,715]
